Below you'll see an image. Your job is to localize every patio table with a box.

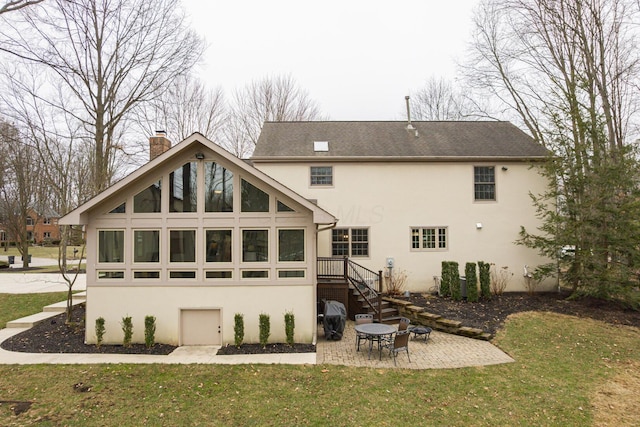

[354,323,396,360]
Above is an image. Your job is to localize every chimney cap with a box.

[155,130,166,136]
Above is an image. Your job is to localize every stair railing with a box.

[317,257,383,322]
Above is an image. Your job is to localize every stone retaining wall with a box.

[383,297,492,341]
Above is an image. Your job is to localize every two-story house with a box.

[251,121,554,294]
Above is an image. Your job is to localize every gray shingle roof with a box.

[252,121,547,161]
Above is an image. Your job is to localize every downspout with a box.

[314,221,337,345]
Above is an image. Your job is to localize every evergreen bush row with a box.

[94,315,157,348]
[232,311,296,347]
[441,260,493,302]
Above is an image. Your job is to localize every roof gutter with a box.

[251,156,549,163]
[316,221,338,233]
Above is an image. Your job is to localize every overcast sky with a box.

[182,0,480,121]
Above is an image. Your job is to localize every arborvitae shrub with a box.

[95,317,105,348]
[259,313,270,347]
[144,315,156,348]
[121,316,133,348]
[440,261,451,297]
[466,262,479,302]
[450,262,461,301]
[234,313,244,347]
[478,261,491,299]
[284,311,295,346]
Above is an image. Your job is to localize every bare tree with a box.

[409,77,472,120]
[225,74,324,157]
[0,0,42,14]
[0,118,47,268]
[132,75,227,158]
[0,0,205,195]
[1,65,92,321]
[466,0,640,303]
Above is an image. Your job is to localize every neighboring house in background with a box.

[0,207,61,246]
[26,208,61,244]
[59,132,336,346]
[252,121,555,294]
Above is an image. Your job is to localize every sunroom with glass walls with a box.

[92,156,313,284]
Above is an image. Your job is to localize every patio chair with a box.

[382,329,411,366]
[398,317,411,331]
[378,317,410,348]
[355,313,374,351]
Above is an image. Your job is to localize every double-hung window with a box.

[310,166,333,186]
[332,228,369,257]
[474,166,495,201]
[411,227,447,251]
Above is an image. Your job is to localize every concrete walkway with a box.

[0,269,514,368]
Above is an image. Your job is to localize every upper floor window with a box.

[134,180,162,213]
[43,218,51,225]
[474,166,495,201]
[332,228,369,257]
[169,162,198,212]
[241,179,269,212]
[205,162,233,212]
[411,227,447,251]
[26,216,34,226]
[310,166,333,186]
[98,230,124,263]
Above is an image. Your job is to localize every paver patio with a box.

[316,320,514,369]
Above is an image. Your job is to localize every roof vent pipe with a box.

[405,96,415,131]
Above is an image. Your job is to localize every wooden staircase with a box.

[317,257,399,323]
[350,287,399,323]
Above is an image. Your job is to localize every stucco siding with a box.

[85,284,315,345]
[256,161,555,293]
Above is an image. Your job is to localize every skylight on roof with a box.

[313,141,329,152]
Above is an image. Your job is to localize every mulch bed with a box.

[1,304,176,355]
[217,343,315,355]
[401,290,640,336]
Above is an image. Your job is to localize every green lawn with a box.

[0,294,638,426]
[0,292,69,328]
[0,245,84,260]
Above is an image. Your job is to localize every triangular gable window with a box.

[241,179,269,212]
[277,201,294,212]
[109,203,126,214]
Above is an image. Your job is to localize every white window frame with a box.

[332,227,369,258]
[410,227,448,251]
[310,166,333,186]
[474,166,496,201]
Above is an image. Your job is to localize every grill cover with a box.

[322,300,347,340]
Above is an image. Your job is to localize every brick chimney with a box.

[149,130,171,160]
